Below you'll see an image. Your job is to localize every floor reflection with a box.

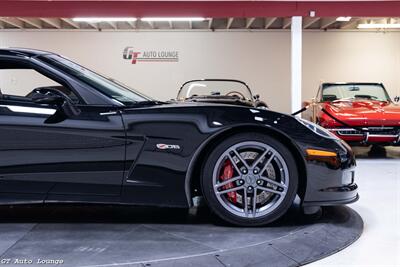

[352,145,400,159]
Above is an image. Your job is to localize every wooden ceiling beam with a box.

[0,17,23,28]
[265,17,277,29]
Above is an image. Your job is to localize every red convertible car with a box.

[304,82,400,146]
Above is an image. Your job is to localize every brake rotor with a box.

[220,150,278,206]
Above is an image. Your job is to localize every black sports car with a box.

[0,48,358,226]
[177,79,269,108]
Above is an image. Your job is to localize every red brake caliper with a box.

[220,160,237,203]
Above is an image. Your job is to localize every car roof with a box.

[0,47,56,58]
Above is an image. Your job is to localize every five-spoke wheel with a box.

[202,133,298,226]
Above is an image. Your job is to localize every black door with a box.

[0,100,126,203]
[0,58,126,204]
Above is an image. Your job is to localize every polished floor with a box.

[0,146,397,267]
[309,146,400,267]
[0,205,362,267]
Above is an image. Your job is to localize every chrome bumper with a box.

[327,127,400,144]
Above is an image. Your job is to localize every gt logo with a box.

[156,144,181,150]
[123,46,141,64]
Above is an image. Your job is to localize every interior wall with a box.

[303,31,400,101]
[0,31,292,111]
[0,30,399,114]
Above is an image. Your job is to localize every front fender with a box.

[184,123,308,207]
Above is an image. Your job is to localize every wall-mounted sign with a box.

[123,46,179,64]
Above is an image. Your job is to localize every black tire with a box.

[201,132,298,226]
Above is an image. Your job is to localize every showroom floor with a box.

[0,146,397,266]
[309,146,400,267]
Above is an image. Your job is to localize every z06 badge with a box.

[156,144,181,150]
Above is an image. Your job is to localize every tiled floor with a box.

[308,146,400,267]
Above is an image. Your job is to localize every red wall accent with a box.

[0,1,399,17]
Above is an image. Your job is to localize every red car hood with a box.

[322,100,400,127]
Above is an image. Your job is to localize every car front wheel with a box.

[201,133,298,226]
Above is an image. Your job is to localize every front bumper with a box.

[328,127,400,146]
[303,182,359,206]
[303,194,359,207]
[302,140,359,207]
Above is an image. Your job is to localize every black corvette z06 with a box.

[0,48,358,226]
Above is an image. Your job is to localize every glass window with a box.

[178,80,253,101]
[39,55,152,105]
[321,84,390,102]
[0,64,79,103]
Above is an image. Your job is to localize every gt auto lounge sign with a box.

[123,46,179,64]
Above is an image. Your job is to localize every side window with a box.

[0,62,80,104]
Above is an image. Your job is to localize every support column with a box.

[291,16,302,115]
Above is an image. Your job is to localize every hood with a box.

[323,100,400,127]
[123,100,254,110]
[121,100,248,114]
[122,100,285,124]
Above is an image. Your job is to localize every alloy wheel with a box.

[212,141,289,218]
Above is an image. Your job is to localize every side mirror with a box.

[31,92,80,123]
[32,93,64,105]
[394,96,400,103]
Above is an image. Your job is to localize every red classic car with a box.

[303,82,400,146]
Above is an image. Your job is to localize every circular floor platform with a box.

[0,203,363,267]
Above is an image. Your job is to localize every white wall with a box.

[0,69,59,96]
[303,31,400,101]
[0,31,292,111]
[0,30,399,113]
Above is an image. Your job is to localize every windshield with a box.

[39,54,152,105]
[321,84,390,102]
[178,80,253,101]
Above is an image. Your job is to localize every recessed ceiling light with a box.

[141,17,206,22]
[72,17,137,22]
[336,17,352,22]
[358,23,400,29]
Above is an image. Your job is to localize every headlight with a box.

[297,118,338,140]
